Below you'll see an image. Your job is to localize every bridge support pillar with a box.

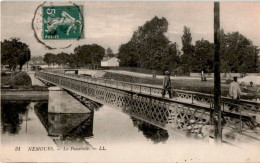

[48,86,91,114]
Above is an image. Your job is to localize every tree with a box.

[56,52,69,66]
[106,47,114,58]
[179,28,259,74]
[220,31,259,73]
[118,16,180,72]
[67,53,78,68]
[74,45,89,67]
[180,26,194,73]
[43,53,56,66]
[253,46,260,72]
[191,39,214,72]
[1,38,31,71]
[118,41,139,67]
[169,43,181,70]
[88,44,106,69]
[181,26,193,54]
[74,44,105,69]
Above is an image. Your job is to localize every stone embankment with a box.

[1,71,48,100]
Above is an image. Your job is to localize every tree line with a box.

[118,16,260,74]
[1,39,110,70]
[2,16,259,74]
[43,44,108,69]
[181,27,259,73]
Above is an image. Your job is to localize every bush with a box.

[6,72,32,87]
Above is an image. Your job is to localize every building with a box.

[101,57,119,67]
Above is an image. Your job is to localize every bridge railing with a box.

[36,71,213,137]
[36,71,259,134]
[37,70,260,112]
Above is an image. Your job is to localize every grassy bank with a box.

[107,67,190,76]
[1,71,32,86]
[1,71,48,91]
[103,72,229,95]
[108,67,165,75]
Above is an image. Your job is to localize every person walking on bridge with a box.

[229,77,246,111]
[229,77,242,100]
[162,71,172,99]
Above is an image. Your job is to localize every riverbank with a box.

[1,70,49,100]
[1,89,49,101]
[2,71,32,86]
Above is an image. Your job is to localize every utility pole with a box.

[255,46,258,72]
[214,2,222,143]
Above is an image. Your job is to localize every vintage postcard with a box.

[1,1,260,163]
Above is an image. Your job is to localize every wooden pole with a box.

[214,2,222,142]
[255,46,258,72]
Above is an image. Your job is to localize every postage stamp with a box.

[42,5,84,40]
[31,2,84,49]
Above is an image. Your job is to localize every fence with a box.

[189,73,259,78]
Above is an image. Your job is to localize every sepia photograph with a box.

[1,1,260,163]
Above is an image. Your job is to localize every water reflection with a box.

[2,100,174,149]
[131,116,169,143]
[1,101,30,134]
[34,102,94,149]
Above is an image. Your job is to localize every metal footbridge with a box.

[35,71,260,140]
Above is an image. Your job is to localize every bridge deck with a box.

[35,71,260,141]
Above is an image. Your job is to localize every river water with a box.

[1,100,185,148]
[1,100,260,162]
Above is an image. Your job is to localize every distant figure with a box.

[162,71,172,98]
[201,70,206,81]
[250,81,253,87]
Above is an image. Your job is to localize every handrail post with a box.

[191,94,194,104]
[80,81,82,92]
[210,102,213,125]
[239,107,242,133]
[150,88,151,95]
[59,76,61,85]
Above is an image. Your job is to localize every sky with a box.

[1,1,260,57]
